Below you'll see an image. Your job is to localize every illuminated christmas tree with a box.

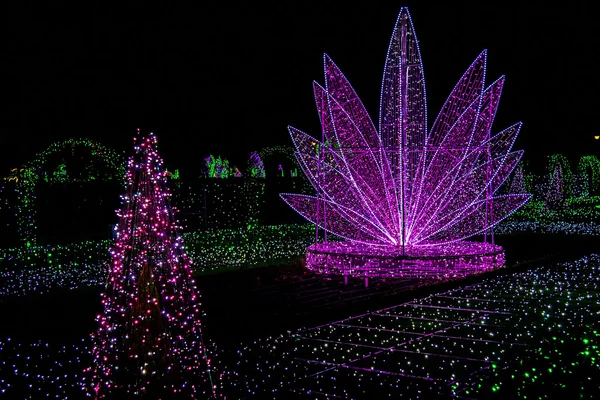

[89,132,214,399]
[545,162,566,211]
[509,162,527,195]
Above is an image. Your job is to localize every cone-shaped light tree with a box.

[545,162,566,211]
[509,162,527,195]
[89,132,214,398]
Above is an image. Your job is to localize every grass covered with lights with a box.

[3,192,600,300]
[2,251,597,399]
[0,234,599,399]
[216,254,600,399]
[0,223,319,299]
[511,195,600,224]
[494,195,600,237]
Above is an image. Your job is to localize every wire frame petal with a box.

[280,193,393,244]
[414,151,523,243]
[425,194,530,245]
[409,95,482,237]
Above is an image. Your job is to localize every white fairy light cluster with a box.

[0,338,89,398]
[0,261,105,299]
[495,220,600,236]
[0,337,225,399]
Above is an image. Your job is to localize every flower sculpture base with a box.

[306,241,505,279]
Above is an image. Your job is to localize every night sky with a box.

[2,2,597,177]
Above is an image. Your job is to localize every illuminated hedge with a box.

[1,138,126,247]
[0,223,319,299]
[577,155,600,196]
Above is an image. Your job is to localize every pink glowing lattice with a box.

[281,7,530,278]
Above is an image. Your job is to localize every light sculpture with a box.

[281,7,530,278]
[88,132,213,398]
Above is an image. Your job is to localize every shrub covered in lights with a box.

[0,223,320,300]
[504,155,600,229]
[576,155,600,197]
[204,154,242,178]
[281,7,529,278]
[248,151,266,178]
[88,133,213,399]
[545,161,566,211]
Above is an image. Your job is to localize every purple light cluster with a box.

[306,240,505,279]
[281,7,529,277]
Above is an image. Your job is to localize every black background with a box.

[2,1,598,177]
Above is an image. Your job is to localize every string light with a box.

[0,138,126,248]
[1,255,598,398]
[281,7,529,278]
[86,132,214,398]
[203,155,241,178]
[0,140,311,251]
[546,154,574,198]
[0,224,321,299]
[215,254,600,398]
[0,6,599,400]
[504,157,600,227]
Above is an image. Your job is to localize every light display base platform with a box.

[306,240,505,279]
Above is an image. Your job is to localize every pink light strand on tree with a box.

[88,132,214,399]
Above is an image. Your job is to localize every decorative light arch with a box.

[254,145,312,192]
[3,138,126,247]
[256,145,297,177]
[577,155,600,197]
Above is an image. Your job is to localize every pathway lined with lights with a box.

[2,223,599,301]
[1,255,598,398]
[249,274,421,309]
[271,255,600,398]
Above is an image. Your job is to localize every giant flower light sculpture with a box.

[281,7,530,279]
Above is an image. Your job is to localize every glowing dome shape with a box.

[281,7,530,278]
